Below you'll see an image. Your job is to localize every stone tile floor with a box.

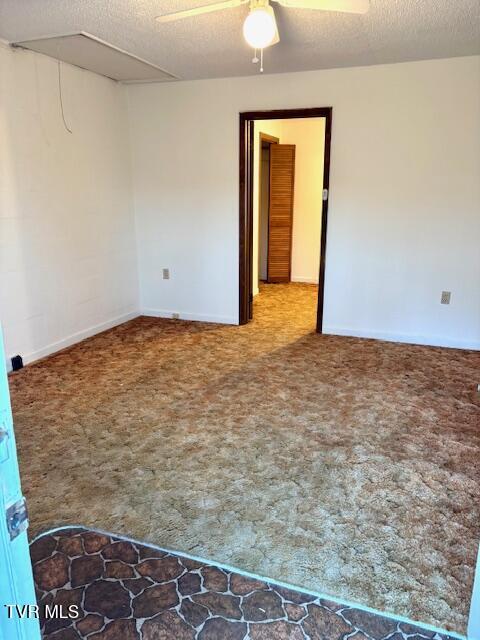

[31,527,458,640]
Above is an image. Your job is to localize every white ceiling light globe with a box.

[243,7,277,49]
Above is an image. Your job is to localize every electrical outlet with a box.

[172,313,180,320]
[441,291,451,305]
[162,268,170,280]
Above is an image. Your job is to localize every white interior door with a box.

[0,326,41,639]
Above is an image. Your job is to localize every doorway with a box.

[239,107,332,330]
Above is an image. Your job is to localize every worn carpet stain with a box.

[9,284,480,634]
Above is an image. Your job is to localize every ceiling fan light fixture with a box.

[243,5,277,49]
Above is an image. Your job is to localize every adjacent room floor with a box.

[9,284,480,634]
[32,527,457,640]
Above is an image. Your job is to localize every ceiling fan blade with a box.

[156,0,248,23]
[273,0,369,13]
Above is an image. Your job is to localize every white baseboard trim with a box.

[142,308,238,325]
[323,325,480,351]
[291,277,319,284]
[7,313,477,372]
[8,311,139,370]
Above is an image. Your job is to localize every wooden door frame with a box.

[239,107,333,331]
[258,132,279,284]
[259,132,280,145]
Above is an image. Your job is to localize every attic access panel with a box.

[12,32,177,83]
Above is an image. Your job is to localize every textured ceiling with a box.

[0,0,479,81]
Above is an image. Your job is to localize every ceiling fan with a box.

[156,0,369,71]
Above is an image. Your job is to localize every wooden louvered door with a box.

[267,144,296,283]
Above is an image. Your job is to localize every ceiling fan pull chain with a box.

[260,47,264,72]
[252,48,259,63]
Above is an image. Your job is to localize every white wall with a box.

[128,56,480,348]
[281,118,325,284]
[0,43,139,366]
[2,49,477,362]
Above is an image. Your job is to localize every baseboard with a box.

[7,313,477,373]
[323,325,480,351]
[291,277,319,284]
[142,308,238,325]
[7,311,139,370]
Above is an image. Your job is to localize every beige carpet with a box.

[9,284,480,633]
